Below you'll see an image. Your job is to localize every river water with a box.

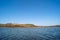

[0,27,60,40]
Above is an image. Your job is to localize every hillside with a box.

[0,23,38,28]
[0,23,60,28]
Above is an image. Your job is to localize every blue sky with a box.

[0,0,60,26]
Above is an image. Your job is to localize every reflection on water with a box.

[0,27,60,40]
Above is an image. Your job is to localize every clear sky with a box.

[0,0,60,26]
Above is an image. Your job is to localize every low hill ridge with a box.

[0,23,60,28]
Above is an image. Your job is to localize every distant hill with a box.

[0,23,38,28]
[48,25,60,27]
[0,23,60,28]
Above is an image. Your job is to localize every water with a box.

[0,27,60,40]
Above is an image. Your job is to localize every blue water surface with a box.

[0,27,60,40]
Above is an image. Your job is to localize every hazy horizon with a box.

[0,0,60,26]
